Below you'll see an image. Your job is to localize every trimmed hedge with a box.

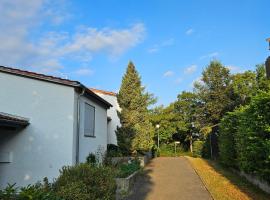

[219,92,270,182]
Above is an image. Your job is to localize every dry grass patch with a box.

[186,156,269,200]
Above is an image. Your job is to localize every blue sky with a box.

[0,0,269,105]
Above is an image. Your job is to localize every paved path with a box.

[127,157,212,200]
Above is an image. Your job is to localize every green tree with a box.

[174,91,199,152]
[194,61,232,128]
[230,70,257,107]
[116,61,154,154]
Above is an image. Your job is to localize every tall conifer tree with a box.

[116,61,154,154]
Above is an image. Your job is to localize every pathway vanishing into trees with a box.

[127,157,212,200]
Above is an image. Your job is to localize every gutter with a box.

[76,88,85,164]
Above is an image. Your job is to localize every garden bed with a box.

[115,170,139,200]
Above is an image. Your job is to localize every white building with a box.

[0,66,112,188]
[90,88,120,145]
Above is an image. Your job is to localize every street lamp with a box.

[265,38,270,79]
[156,124,160,149]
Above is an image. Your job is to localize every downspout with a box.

[76,88,85,164]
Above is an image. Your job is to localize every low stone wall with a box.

[232,169,270,194]
[111,151,152,167]
[115,171,139,200]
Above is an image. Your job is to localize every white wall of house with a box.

[94,93,120,145]
[0,72,75,188]
[77,95,108,163]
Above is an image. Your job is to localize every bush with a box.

[117,159,141,178]
[192,140,204,157]
[107,144,122,157]
[0,179,62,200]
[235,92,270,182]
[53,164,117,200]
[86,153,97,166]
[218,92,270,182]
[219,110,241,167]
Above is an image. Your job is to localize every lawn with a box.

[186,157,270,200]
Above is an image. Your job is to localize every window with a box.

[84,103,95,137]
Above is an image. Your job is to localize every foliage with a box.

[219,92,270,182]
[194,61,233,128]
[230,71,257,107]
[116,61,155,154]
[192,140,204,157]
[54,164,117,200]
[117,159,141,178]
[158,143,190,157]
[219,110,242,168]
[235,92,270,182]
[0,180,62,200]
[107,144,122,157]
[86,153,97,166]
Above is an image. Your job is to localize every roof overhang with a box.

[0,112,29,129]
[0,66,112,109]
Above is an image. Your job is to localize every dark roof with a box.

[0,66,112,109]
[0,112,30,128]
[90,88,117,96]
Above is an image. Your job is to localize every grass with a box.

[186,156,270,200]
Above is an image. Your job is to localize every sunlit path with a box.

[127,157,212,200]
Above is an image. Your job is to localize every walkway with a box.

[127,157,212,200]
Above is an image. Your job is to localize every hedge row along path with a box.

[127,157,212,200]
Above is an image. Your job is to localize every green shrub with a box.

[218,92,270,182]
[19,183,62,200]
[107,144,122,157]
[219,110,242,167]
[192,140,204,157]
[86,153,97,166]
[0,183,17,200]
[235,92,270,182]
[117,159,141,178]
[54,164,117,200]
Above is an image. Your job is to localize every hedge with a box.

[219,92,270,182]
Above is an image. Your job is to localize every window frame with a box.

[84,103,95,137]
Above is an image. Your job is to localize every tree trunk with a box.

[190,135,193,153]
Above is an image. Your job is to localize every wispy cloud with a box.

[163,70,174,77]
[185,28,194,35]
[148,38,175,54]
[184,65,197,74]
[175,77,183,84]
[0,0,145,74]
[200,52,219,60]
[74,67,93,76]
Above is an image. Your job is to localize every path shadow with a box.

[125,161,154,200]
[204,159,270,200]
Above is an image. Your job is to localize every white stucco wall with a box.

[0,72,75,188]
[77,95,108,163]
[94,93,120,145]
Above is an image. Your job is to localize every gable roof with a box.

[0,66,112,109]
[90,88,117,96]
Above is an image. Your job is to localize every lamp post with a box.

[266,38,270,79]
[156,124,160,149]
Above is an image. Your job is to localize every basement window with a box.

[84,103,95,137]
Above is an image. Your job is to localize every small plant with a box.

[117,159,141,178]
[86,153,96,166]
[0,183,17,200]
